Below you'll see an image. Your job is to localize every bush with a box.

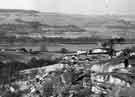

[40,45,48,52]
[60,48,69,54]
[43,81,54,97]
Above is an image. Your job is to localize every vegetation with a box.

[0,56,61,84]
[120,46,135,57]
[101,38,125,58]
[60,48,69,54]
[40,45,48,52]
[0,9,135,97]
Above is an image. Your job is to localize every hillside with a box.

[0,9,134,39]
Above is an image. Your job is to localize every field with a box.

[1,43,135,51]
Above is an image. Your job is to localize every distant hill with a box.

[0,9,134,39]
[0,9,39,13]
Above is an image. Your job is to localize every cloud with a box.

[0,0,36,10]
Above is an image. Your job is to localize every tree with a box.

[101,37,125,58]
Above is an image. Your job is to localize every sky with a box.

[0,0,134,15]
